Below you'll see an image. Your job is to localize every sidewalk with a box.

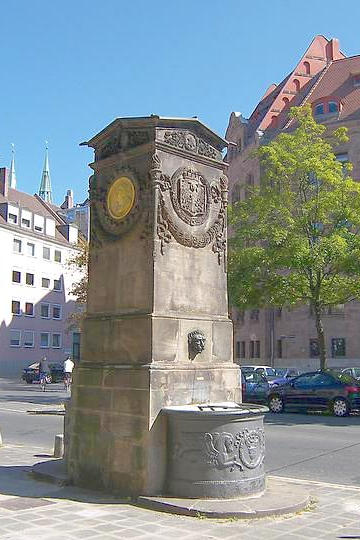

[0,444,360,539]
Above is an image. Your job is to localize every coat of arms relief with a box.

[150,153,228,267]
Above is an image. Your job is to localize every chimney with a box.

[326,38,341,61]
[61,189,74,209]
[0,168,9,197]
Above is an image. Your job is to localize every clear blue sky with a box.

[1,0,360,204]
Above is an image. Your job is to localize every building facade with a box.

[226,35,360,370]
[0,165,82,378]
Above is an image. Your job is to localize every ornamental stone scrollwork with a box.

[162,130,220,161]
[97,130,150,160]
[151,154,228,266]
[203,428,265,472]
[89,167,145,242]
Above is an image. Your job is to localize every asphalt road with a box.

[0,378,360,487]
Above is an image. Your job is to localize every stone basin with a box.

[163,402,269,499]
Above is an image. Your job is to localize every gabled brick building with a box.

[226,35,360,370]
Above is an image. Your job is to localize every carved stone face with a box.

[188,331,206,354]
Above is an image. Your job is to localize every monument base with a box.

[65,363,241,496]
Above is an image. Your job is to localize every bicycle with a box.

[39,373,52,392]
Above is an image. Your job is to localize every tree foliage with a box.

[66,238,88,329]
[228,105,360,369]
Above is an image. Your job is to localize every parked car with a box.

[22,362,64,384]
[241,370,269,404]
[241,365,278,378]
[268,370,360,417]
[268,367,302,387]
[341,367,360,381]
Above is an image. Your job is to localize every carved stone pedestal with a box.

[66,116,241,496]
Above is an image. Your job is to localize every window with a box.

[236,341,241,359]
[13,239,22,253]
[27,242,35,256]
[10,330,21,347]
[315,103,324,115]
[12,270,21,283]
[25,302,34,316]
[52,333,61,348]
[73,332,81,362]
[34,214,44,233]
[42,277,50,288]
[240,341,246,358]
[282,97,289,107]
[236,309,245,323]
[23,331,34,348]
[293,79,300,92]
[327,304,345,316]
[26,273,34,286]
[40,332,50,348]
[232,184,241,203]
[250,309,259,321]
[52,305,62,319]
[310,339,319,357]
[11,300,21,315]
[332,338,346,357]
[54,278,62,291]
[40,303,50,318]
[21,217,31,228]
[303,61,311,75]
[353,74,360,87]
[54,250,62,263]
[277,339,283,358]
[43,246,50,260]
[328,101,338,113]
[250,340,260,358]
[8,213,18,224]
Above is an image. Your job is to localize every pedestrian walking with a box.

[63,356,75,391]
[39,356,51,391]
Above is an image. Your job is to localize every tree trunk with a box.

[314,304,326,370]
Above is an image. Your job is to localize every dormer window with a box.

[34,214,44,233]
[352,73,360,87]
[328,101,339,113]
[315,103,324,115]
[8,213,18,224]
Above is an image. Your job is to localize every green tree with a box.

[228,105,360,370]
[66,238,88,329]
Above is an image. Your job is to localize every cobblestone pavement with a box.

[1,444,360,539]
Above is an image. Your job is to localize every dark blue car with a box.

[268,370,360,416]
[241,370,269,404]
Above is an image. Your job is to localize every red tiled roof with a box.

[308,55,360,120]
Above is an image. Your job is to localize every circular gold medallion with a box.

[107,176,135,220]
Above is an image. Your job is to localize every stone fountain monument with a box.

[66,115,242,496]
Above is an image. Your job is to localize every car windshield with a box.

[265,368,277,377]
[275,368,287,376]
[325,370,359,385]
[241,367,255,375]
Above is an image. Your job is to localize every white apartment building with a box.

[0,166,82,378]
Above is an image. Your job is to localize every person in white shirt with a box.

[63,356,75,390]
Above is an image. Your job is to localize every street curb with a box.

[27,410,65,416]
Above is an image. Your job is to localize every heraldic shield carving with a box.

[150,155,229,266]
[170,168,210,227]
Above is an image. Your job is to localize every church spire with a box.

[8,144,17,189]
[38,142,53,203]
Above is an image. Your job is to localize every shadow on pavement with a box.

[0,463,132,505]
[264,411,360,427]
